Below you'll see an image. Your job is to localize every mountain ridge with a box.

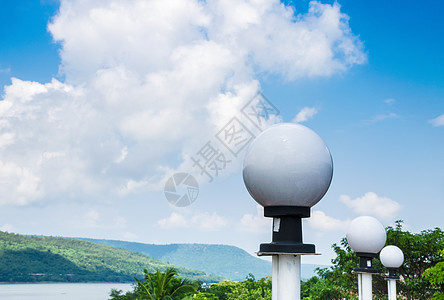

[81,238,327,281]
[0,231,221,283]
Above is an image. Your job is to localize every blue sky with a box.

[0,0,443,266]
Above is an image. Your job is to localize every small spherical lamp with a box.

[243,123,333,254]
[380,245,404,279]
[346,216,387,272]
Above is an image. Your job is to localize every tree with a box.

[423,250,444,300]
[225,274,271,300]
[300,239,360,299]
[187,292,218,299]
[302,221,443,299]
[134,267,197,300]
[385,221,444,299]
[199,274,271,300]
[205,280,235,300]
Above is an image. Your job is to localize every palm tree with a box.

[135,267,196,300]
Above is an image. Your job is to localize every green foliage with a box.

[299,239,359,299]
[203,280,235,300]
[0,231,219,283]
[134,267,196,300]
[423,250,444,300]
[225,274,271,300]
[198,273,271,300]
[111,268,198,300]
[386,221,444,299]
[301,221,443,299]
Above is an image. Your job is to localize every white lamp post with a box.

[346,216,387,300]
[380,245,404,300]
[242,123,333,300]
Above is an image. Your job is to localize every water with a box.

[0,283,134,300]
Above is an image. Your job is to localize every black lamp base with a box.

[385,268,400,279]
[353,252,378,273]
[258,206,315,256]
[259,242,315,254]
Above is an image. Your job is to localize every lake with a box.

[0,283,134,300]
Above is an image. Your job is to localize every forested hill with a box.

[82,239,325,281]
[0,231,221,283]
[83,239,271,281]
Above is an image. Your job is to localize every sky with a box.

[0,0,443,266]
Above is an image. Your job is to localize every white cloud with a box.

[122,232,139,241]
[292,106,319,123]
[308,210,350,231]
[114,146,128,164]
[82,210,100,228]
[429,114,444,127]
[1,223,16,232]
[191,212,229,231]
[0,0,366,206]
[157,211,228,231]
[0,67,11,74]
[340,192,401,220]
[365,113,398,124]
[384,98,395,104]
[157,212,189,229]
[238,205,271,234]
[0,132,15,149]
[0,160,43,206]
[77,210,127,229]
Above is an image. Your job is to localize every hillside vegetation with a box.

[84,239,329,281]
[0,231,221,283]
[84,239,273,281]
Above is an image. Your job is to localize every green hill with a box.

[83,239,328,281]
[82,239,271,281]
[0,231,221,283]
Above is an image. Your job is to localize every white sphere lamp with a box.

[346,216,387,272]
[242,123,333,254]
[380,245,404,279]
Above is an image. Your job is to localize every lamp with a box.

[380,245,404,300]
[243,123,333,300]
[346,216,386,300]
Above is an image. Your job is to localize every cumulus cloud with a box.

[340,192,401,220]
[122,232,139,241]
[292,106,319,123]
[76,210,127,229]
[0,0,366,206]
[157,211,228,231]
[308,210,350,231]
[157,212,189,229]
[0,160,43,206]
[191,212,229,231]
[238,205,271,234]
[429,114,444,127]
[1,223,16,232]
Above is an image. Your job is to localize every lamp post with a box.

[380,245,404,300]
[242,123,333,300]
[346,216,387,300]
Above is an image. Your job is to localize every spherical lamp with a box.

[380,245,404,279]
[346,216,387,272]
[242,123,333,254]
